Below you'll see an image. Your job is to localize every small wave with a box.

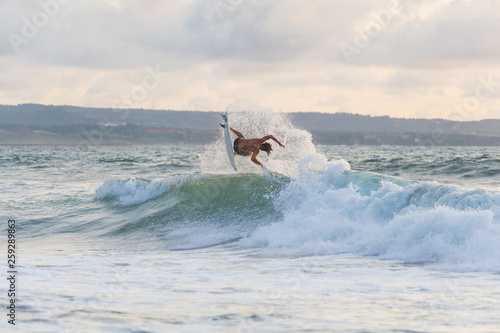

[97,157,152,164]
[95,178,174,206]
[91,173,289,251]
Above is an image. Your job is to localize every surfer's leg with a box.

[230,127,244,138]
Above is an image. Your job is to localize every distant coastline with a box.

[1,104,499,146]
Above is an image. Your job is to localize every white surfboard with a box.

[220,112,237,171]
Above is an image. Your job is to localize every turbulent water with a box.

[2,111,500,332]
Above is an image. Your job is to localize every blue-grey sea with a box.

[2,112,500,332]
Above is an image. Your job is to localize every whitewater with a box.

[2,110,500,332]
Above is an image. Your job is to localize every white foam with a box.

[95,178,172,206]
[241,158,500,272]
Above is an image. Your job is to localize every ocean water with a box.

[2,111,500,332]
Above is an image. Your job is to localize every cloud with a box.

[336,0,500,67]
[0,0,499,119]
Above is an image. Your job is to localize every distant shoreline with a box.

[1,142,499,147]
[1,104,500,146]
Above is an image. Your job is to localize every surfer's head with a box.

[260,142,272,156]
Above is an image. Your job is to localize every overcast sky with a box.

[1,0,499,119]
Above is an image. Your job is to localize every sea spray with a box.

[200,107,316,176]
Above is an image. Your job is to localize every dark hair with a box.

[260,142,273,156]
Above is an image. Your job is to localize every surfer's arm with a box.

[230,127,244,138]
[261,135,285,148]
[250,150,263,167]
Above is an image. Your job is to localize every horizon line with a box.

[2,102,499,122]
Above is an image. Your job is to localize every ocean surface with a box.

[2,111,500,332]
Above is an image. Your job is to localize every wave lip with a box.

[95,178,173,206]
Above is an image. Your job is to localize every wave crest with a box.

[95,178,173,206]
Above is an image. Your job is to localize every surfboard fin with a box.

[220,123,226,128]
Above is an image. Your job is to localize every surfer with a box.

[230,127,285,168]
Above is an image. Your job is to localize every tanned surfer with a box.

[230,127,285,168]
